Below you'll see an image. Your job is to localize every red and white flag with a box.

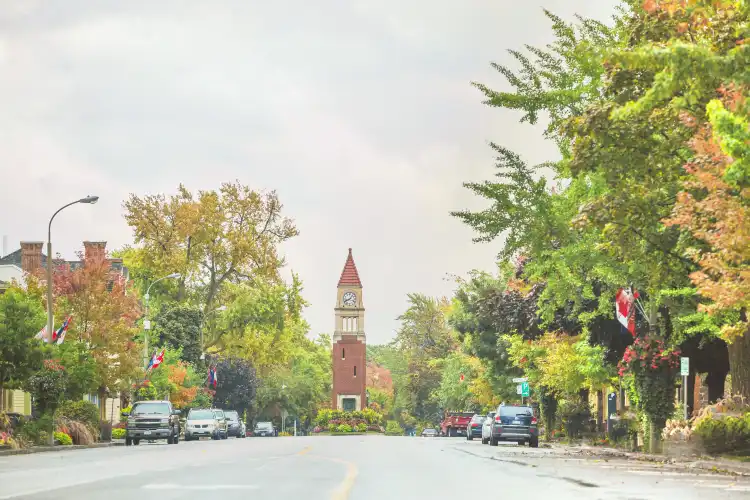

[149,349,165,372]
[34,326,48,342]
[615,287,639,336]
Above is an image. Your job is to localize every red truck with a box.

[440,411,475,437]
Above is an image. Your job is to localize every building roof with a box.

[0,248,127,278]
[337,248,362,287]
[0,249,48,268]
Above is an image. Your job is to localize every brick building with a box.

[331,248,367,411]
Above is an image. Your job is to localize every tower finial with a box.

[338,248,362,287]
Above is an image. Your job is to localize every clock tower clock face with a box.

[342,292,356,307]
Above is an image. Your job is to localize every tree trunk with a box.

[649,418,665,454]
[727,331,750,399]
[706,371,727,403]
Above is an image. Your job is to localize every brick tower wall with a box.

[332,335,367,409]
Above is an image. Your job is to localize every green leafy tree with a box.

[152,303,203,365]
[55,341,100,400]
[0,286,46,396]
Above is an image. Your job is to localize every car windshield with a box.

[188,410,214,420]
[225,411,239,421]
[132,403,170,416]
[256,422,272,429]
[471,415,486,422]
[499,406,533,417]
[213,410,224,418]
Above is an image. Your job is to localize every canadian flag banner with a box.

[615,287,639,336]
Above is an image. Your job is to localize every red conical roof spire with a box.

[338,248,362,287]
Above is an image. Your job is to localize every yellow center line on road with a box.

[297,446,313,455]
[307,454,358,500]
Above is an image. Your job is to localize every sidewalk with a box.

[0,442,120,457]
[550,442,750,476]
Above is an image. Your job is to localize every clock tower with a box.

[332,248,367,411]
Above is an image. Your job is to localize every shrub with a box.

[694,412,750,455]
[112,428,126,439]
[54,431,73,446]
[24,360,69,414]
[337,424,352,433]
[355,423,368,432]
[55,400,99,430]
[56,419,95,445]
[278,432,292,437]
[17,414,53,446]
[385,420,403,436]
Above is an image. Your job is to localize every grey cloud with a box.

[0,0,617,343]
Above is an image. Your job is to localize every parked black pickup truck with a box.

[123,400,181,446]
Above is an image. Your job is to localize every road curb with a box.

[0,442,117,457]
[549,444,750,476]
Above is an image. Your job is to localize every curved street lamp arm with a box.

[48,200,82,243]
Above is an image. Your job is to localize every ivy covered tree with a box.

[153,304,203,366]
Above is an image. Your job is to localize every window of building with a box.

[342,348,345,360]
[353,366,357,377]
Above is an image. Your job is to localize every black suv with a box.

[123,400,181,446]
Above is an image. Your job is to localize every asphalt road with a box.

[1,436,750,499]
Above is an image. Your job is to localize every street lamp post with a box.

[46,196,99,344]
[199,305,227,361]
[143,272,181,367]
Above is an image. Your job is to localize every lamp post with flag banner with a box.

[45,196,98,345]
[142,273,180,369]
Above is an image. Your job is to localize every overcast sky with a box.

[0,0,617,345]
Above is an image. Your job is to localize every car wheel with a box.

[133,439,140,446]
[490,436,498,446]
[173,432,179,444]
[529,437,539,448]
[167,434,174,445]
[212,432,219,440]
[125,437,132,446]
[222,432,228,440]
[517,440,525,446]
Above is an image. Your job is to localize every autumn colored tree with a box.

[122,181,298,309]
[52,254,142,407]
[166,362,199,408]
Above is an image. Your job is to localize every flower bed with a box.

[313,409,385,434]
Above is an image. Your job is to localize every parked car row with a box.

[419,403,539,448]
[123,400,273,445]
[467,403,539,448]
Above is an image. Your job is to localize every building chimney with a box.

[83,241,107,263]
[20,241,44,273]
